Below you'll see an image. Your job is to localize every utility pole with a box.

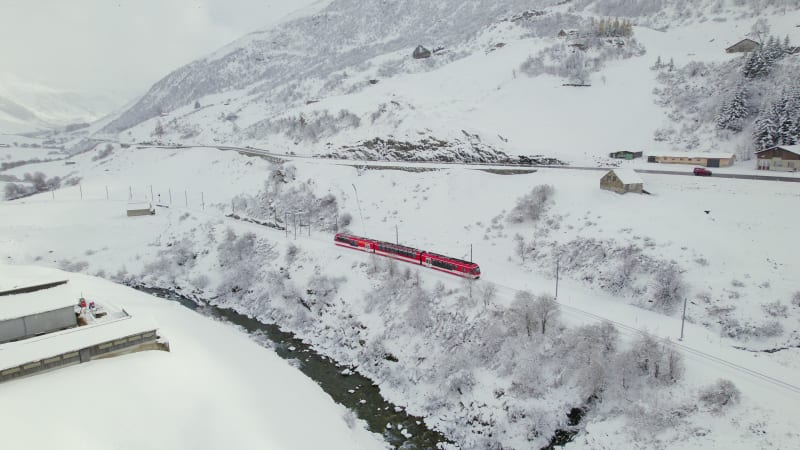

[470,244,473,263]
[184,190,188,207]
[679,297,687,341]
[150,185,154,201]
[352,184,365,235]
[128,186,132,201]
[395,224,398,245]
[169,189,172,205]
[79,184,83,200]
[201,192,205,210]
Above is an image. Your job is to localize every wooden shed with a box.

[755,145,800,171]
[600,169,644,194]
[725,38,760,53]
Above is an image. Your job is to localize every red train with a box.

[334,233,481,279]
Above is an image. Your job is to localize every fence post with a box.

[79,184,83,200]
[201,192,205,210]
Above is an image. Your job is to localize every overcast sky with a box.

[0,0,318,101]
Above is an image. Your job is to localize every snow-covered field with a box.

[3,1,800,448]
[0,265,385,450]
[2,146,799,448]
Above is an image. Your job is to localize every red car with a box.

[693,167,712,176]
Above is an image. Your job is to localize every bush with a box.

[699,379,740,413]
[762,301,787,318]
[506,185,554,224]
[650,264,686,312]
[4,183,31,200]
[92,144,114,161]
[792,291,800,307]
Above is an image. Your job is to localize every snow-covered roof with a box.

[611,169,644,185]
[0,314,156,370]
[0,284,77,322]
[757,145,800,156]
[653,152,735,159]
[127,202,152,210]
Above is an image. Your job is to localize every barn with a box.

[600,169,644,194]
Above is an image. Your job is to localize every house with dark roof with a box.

[755,145,800,171]
[725,38,760,53]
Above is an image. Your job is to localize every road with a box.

[92,139,800,181]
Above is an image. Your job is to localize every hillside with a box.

[94,0,800,165]
[1,145,799,448]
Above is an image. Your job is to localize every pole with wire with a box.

[352,184,366,235]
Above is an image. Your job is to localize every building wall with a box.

[600,174,643,194]
[654,156,734,167]
[127,209,153,217]
[0,306,77,344]
[757,148,800,171]
[0,330,162,383]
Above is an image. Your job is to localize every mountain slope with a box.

[0,74,123,133]
[99,0,800,164]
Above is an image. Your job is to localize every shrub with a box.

[792,291,800,307]
[650,264,686,312]
[762,301,787,318]
[506,185,555,224]
[699,379,740,414]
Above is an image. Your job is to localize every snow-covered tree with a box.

[716,83,749,132]
[531,294,559,335]
[650,263,686,312]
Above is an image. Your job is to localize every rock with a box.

[412,45,431,59]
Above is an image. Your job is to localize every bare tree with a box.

[532,294,559,335]
[513,233,526,263]
[749,18,770,44]
[477,282,498,308]
[651,264,686,312]
[510,290,536,337]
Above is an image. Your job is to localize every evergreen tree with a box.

[742,48,768,79]
[716,84,749,132]
[753,103,780,149]
[651,55,663,70]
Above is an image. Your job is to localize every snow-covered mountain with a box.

[99,0,800,163]
[0,74,124,133]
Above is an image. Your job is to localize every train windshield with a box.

[472,267,481,274]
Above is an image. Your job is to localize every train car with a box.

[334,233,481,279]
